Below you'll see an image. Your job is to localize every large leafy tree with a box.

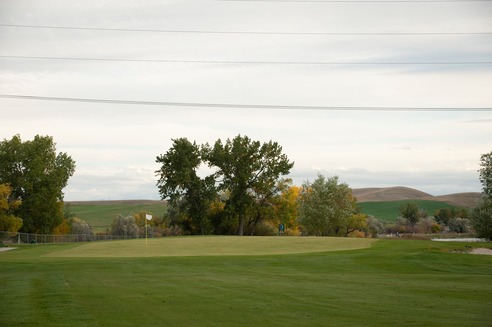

[478,151,492,198]
[399,202,420,226]
[298,174,357,236]
[0,135,75,233]
[471,151,492,240]
[203,135,294,235]
[156,138,216,234]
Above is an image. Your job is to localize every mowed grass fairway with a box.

[1,237,491,327]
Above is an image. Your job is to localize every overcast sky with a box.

[1,0,491,201]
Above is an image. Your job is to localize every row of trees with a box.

[1,133,490,240]
[390,203,471,235]
[157,138,492,239]
[393,151,492,240]
[156,136,383,237]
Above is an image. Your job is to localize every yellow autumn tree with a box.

[343,213,369,237]
[53,218,71,235]
[0,184,23,233]
[271,181,301,235]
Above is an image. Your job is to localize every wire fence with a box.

[0,231,141,244]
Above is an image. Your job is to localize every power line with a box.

[1,24,490,36]
[1,94,490,111]
[2,55,491,66]
[218,0,492,2]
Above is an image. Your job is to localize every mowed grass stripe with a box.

[1,239,491,326]
[44,236,376,257]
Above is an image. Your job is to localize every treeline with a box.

[1,134,491,240]
[156,135,384,237]
[388,202,472,235]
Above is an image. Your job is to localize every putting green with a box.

[44,236,377,257]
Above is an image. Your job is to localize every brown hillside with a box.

[353,187,432,202]
[67,189,481,208]
[433,193,482,208]
[353,187,481,208]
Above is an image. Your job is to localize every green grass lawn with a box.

[66,203,167,232]
[359,200,456,223]
[1,237,491,326]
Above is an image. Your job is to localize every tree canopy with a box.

[203,135,294,235]
[155,138,216,234]
[399,202,420,226]
[479,151,492,198]
[472,151,492,240]
[156,135,294,235]
[0,135,75,233]
[298,174,357,236]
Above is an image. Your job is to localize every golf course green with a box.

[43,236,376,257]
[1,236,491,326]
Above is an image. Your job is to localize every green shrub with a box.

[471,198,492,240]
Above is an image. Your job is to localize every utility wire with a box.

[1,55,490,66]
[1,24,490,36]
[0,94,490,111]
[218,0,492,2]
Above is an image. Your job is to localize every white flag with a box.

[145,214,152,221]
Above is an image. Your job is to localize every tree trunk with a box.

[250,209,261,236]
[238,212,245,236]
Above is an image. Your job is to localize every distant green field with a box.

[68,200,460,230]
[359,200,457,223]
[66,202,167,231]
[1,237,491,326]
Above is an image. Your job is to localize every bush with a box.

[448,218,470,234]
[0,214,23,233]
[366,216,385,238]
[71,217,94,235]
[248,221,276,236]
[111,215,139,237]
[161,226,182,237]
[418,217,438,234]
[347,230,365,238]
[431,223,441,234]
[471,198,492,240]
[284,227,301,236]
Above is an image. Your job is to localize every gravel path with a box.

[471,248,492,255]
[0,247,16,252]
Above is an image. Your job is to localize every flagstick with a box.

[144,214,152,246]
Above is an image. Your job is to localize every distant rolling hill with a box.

[353,186,481,208]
